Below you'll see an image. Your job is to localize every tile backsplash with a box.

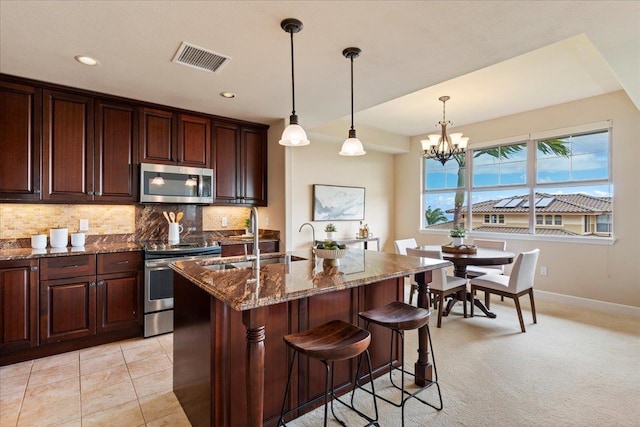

[0,204,254,240]
[0,204,135,238]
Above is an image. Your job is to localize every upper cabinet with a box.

[212,121,268,206]
[42,90,95,202]
[139,108,210,168]
[95,100,138,202]
[0,81,42,201]
[41,91,137,203]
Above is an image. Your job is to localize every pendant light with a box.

[340,47,366,156]
[279,18,310,147]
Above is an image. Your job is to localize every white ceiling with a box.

[1,1,638,151]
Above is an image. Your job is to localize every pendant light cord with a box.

[350,54,355,131]
[289,30,296,116]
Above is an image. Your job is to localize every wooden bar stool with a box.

[354,301,442,426]
[278,319,379,426]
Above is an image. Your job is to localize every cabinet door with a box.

[0,81,42,201]
[139,107,176,164]
[95,100,138,202]
[42,90,94,201]
[0,259,39,353]
[212,121,240,203]
[96,270,143,333]
[40,277,96,343]
[178,114,210,167]
[240,126,267,205]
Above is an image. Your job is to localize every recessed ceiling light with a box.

[75,55,99,66]
[220,92,235,99]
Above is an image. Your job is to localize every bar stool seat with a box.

[355,301,442,427]
[278,319,379,426]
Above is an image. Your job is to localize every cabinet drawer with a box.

[40,255,96,280]
[97,251,143,274]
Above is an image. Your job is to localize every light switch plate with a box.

[79,219,89,231]
[221,217,228,227]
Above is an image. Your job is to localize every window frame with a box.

[420,121,614,245]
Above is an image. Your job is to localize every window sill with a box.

[420,229,616,246]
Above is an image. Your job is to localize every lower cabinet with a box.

[0,259,39,353]
[39,252,143,345]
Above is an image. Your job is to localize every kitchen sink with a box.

[230,255,307,269]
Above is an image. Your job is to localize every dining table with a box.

[416,245,516,318]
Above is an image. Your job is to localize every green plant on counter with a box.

[324,223,337,232]
[316,240,346,250]
[449,227,466,238]
[244,217,252,229]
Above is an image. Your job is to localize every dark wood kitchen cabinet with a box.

[220,241,280,257]
[39,251,142,344]
[42,89,95,202]
[94,100,138,202]
[0,259,39,354]
[140,107,210,167]
[212,121,267,205]
[0,81,42,201]
[96,251,143,333]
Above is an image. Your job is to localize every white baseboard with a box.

[534,290,640,318]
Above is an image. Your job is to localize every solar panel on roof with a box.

[493,199,511,208]
[522,198,540,208]
[536,197,555,207]
[505,198,523,208]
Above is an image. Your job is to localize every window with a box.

[422,122,612,239]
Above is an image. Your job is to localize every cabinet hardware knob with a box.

[95,192,102,196]
[87,191,94,196]
[89,281,96,287]
[30,266,39,271]
[34,189,41,194]
[97,280,105,286]
[62,264,80,269]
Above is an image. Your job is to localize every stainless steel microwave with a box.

[140,163,214,204]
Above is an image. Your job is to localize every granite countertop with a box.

[170,248,451,311]
[0,242,142,261]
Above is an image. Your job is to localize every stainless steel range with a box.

[143,241,221,337]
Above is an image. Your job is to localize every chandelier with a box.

[420,96,468,165]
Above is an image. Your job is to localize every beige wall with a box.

[395,90,640,307]
[278,134,396,252]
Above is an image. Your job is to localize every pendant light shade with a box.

[279,18,310,147]
[340,47,365,156]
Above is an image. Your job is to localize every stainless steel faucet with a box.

[246,207,260,271]
[299,222,316,249]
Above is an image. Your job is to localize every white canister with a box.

[71,232,85,247]
[168,223,184,244]
[31,234,47,249]
[50,228,68,248]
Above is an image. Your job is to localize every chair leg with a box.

[437,293,445,327]
[513,296,526,333]
[409,284,416,305]
[485,291,491,309]
[461,289,467,318]
[529,289,537,324]
[470,287,475,317]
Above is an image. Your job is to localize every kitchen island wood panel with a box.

[172,249,449,427]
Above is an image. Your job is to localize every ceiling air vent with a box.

[171,42,231,74]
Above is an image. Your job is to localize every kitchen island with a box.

[171,248,449,427]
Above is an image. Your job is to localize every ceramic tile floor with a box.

[0,334,191,427]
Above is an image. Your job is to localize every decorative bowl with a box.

[313,248,348,259]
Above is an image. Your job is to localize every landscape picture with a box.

[313,185,365,221]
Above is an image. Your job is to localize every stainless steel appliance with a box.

[144,242,221,337]
[140,163,214,204]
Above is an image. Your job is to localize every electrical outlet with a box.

[265,217,270,226]
[221,217,228,227]
[79,219,89,231]
[540,266,548,276]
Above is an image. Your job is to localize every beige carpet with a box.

[288,296,640,426]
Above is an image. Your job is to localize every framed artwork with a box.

[313,184,365,221]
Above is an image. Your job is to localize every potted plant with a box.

[244,217,252,235]
[450,227,465,246]
[324,223,337,241]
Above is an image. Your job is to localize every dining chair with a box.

[467,239,507,305]
[469,249,540,333]
[406,248,467,327]
[394,238,418,304]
